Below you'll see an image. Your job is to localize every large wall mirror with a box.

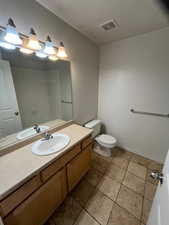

[0,47,73,148]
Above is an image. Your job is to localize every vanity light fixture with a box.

[36,51,47,58]
[48,55,59,61]
[0,41,16,50]
[19,47,34,54]
[35,43,47,58]
[23,28,41,51]
[57,42,68,58]
[3,18,22,45]
[0,19,68,60]
[43,36,56,55]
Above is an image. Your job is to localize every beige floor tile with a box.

[107,203,140,225]
[97,175,121,201]
[111,156,129,170]
[142,198,152,224]
[131,154,150,168]
[146,169,159,185]
[46,196,82,225]
[71,179,95,207]
[123,172,145,195]
[85,168,103,187]
[144,182,157,201]
[112,147,133,160]
[74,210,100,225]
[86,190,114,225]
[148,160,163,171]
[117,185,143,219]
[105,163,126,183]
[91,159,109,174]
[128,162,147,180]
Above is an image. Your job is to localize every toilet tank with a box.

[85,120,101,138]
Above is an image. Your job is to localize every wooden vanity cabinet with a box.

[4,168,67,225]
[0,175,42,218]
[81,136,92,149]
[2,135,92,225]
[67,143,92,192]
[41,144,81,182]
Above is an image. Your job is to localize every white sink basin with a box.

[17,126,49,140]
[32,133,70,156]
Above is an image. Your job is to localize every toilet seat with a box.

[95,134,117,149]
[97,134,116,145]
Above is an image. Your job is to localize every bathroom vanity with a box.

[0,124,93,225]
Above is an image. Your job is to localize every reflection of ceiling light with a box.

[43,36,56,55]
[49,55,58,61]
[57,42,68,58]
[3,18,22,45]
[23,28,41,51]
[36,51,47,58]
[0,41,16,49]
[19,47,33,54]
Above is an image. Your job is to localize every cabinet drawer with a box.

[41,144,81,182]
[81,136,92,149]
[4,168,67,225]
[0,175,41,217]
[67,144,92,192]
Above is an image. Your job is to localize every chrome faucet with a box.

[41,132,53,141]
[33,124,41,133]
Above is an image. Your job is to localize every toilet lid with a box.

[97,134,116,145]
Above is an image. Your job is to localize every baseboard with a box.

[117,144,163,164]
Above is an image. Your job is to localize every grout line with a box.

[71,188,102,225]
[115,201,142,222]
[82,208,102,225]
[121,183,145,197]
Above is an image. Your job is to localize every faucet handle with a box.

[33,124,38,129]
[34,124,41,133]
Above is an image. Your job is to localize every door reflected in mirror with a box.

[0,47,72,146]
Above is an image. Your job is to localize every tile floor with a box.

[45,145,163,225]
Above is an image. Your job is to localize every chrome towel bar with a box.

[130,109,169,118]
[61,100,72,104]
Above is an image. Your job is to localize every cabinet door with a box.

[4,168,67,225]
[67,144,92,192]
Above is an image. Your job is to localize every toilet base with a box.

[94,144,112,157]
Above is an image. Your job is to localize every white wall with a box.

[99,27,169,163]
[0,0,99,124]
[47,70,62,120]
[59,63,73,121]
[12,67,51,128]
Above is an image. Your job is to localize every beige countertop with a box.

[0,124,92,201]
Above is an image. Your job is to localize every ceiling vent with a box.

[100,19,118,31]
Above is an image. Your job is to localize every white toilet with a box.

[85,120,117,157]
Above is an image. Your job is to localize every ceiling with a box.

[36,0,169,45]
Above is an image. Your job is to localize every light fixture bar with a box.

[0,18,69,60]
[0,25,59,49]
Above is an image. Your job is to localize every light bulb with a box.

[3,18,22,45]
[43,36,56,55]
[19,47,33,54]
[0,41,16,50]
[36,51,47,58]
[23,28,41,51]
[48,55,58,61]
[57,42,68,58]
[4,25,22,45]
